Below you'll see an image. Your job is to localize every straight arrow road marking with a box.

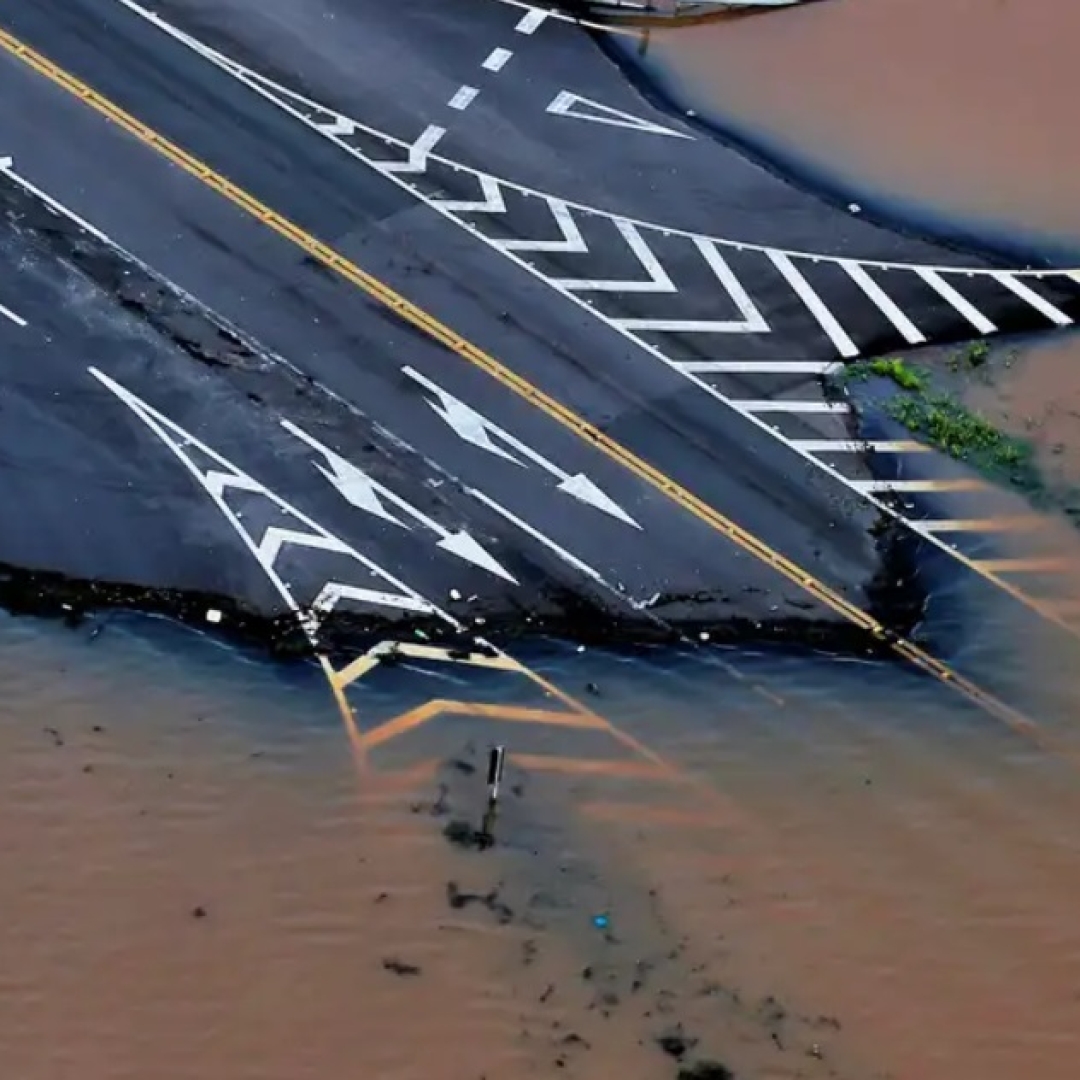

[546,89,694,140]
[281,418,519,582]
[402,366,641,528]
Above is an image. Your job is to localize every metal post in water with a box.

[479,745,506,845]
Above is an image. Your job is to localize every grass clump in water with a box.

[843,356,926,391]
[887,393,1038,487]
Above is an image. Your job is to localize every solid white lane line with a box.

[738,400,849,414]
[789,439,927,453]
[482,47,513,72]
[916,268,997,334]
[467,486,631,600]
[851,478,985,493]
[917,517,1043,533]
[976,557,1074,573]
[0,301,26,327]
[677,360,840,375]
[515,7,549,33]
[448,85,479,111]
[768,251,859,358]
[994,272,1073,326]
[840,260,925,344]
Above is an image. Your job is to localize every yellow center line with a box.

[0,26,1060,758]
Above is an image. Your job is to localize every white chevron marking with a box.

[915,269,997,334]
[994,272,1072,326]
[312,582,434,615]
[499,198,587,253]
[257,527,352,567]
[769,252,859,358]
[552,219,676,293]
[381,124,445,173]
[841,262,926,344]
[436,173,507,213]
[616,237,768,332]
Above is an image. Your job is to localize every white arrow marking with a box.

[281,419,518,582]
[281,420,406,527]
[402,367,641,529]
[547,90,693,140]
[88,367,444,634]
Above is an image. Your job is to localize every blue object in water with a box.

[592,914,609,929]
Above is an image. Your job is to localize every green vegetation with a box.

[842,356,926,391]
[837,342,1042,493]
[887,393,1038,487]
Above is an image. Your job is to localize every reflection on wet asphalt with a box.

[2,607,1079,1080]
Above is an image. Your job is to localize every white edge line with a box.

[87,3,1080,622]
[467,487,644,611]
[0,302,27,327]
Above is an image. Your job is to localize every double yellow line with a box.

[0,24,1053,752]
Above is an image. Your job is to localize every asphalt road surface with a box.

[0,0,1077,692]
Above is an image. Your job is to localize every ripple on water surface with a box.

[1,612,1079,1079]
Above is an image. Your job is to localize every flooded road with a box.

[3,609,1080,1079]
[4,2,1080,1074]
[632,0,1080,260]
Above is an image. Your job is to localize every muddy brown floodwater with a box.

[3,610,1080,1080]
[641,0,1080,258]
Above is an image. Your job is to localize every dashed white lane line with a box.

[0,301,26,327]
[482,46,514,72]
[514,7,549,34]
[448,85,480,111]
